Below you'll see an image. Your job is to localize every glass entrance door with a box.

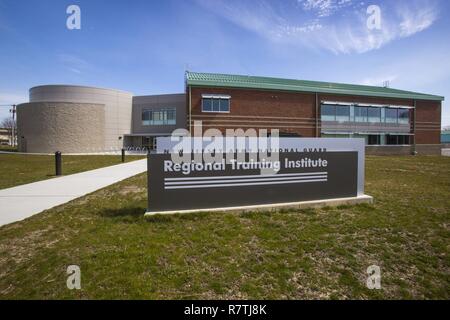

[141,136,156,150]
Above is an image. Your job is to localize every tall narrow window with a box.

[202,98,212,112]
[167,109,176,125]
[336,106,350,122]
[385,108,398,123]
[368,107,381,123]
[321,105,336,121]
[212,98,220,112]
[398,109,410,124]
[354,106,368,122]
[219,98,230,112]
[142,110,150,125]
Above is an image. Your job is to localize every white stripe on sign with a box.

[164,178,328,190]
[165,174,328,186]
[164,171,328,182]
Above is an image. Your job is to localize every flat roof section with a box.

[186,71,444,102]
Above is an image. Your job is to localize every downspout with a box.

[412,99,417,155]
[315,93,319,137]
[189,86,192,134]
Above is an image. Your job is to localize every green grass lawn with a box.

[0,154,145,189]
[0,156,449,299]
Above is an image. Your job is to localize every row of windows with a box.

[140,101,410,126]
[322,133,411,145]
[321,105,410,124]
[364,134,411,145]
[142,108,176,126]
[202,97,230,113]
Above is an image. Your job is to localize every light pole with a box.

[11,104,16,147]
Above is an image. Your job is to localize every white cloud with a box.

[196,0,439,54]
[57,54,90,74]
[398,3,437,37]
[68,67,81,74]
[298,0,353,17]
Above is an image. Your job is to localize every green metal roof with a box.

[186,71,444,102]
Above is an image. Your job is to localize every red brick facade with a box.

[415,100,441,144]
[187,86,442,145]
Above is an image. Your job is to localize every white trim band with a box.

[164,178,328,189]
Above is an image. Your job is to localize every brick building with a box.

[16,72,444,154]
[186,72,444,155]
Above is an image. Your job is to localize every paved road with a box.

[0,159,147,227]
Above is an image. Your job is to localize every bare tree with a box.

[1,118,16,145]
[1,118,16,129]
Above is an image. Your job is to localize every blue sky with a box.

[0,0,449,127]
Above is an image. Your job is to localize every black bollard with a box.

[121,148,125,163]
[55,151,62,176]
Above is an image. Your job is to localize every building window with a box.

[219,98,230,112]
[321,104,336,121]
[354,106,368,122]
[142,110,150,124]
[385,108,398,124]
[279,132,302,137]
[386,135,410,145]
[321,102,412,125]
[202,98,212,111]
[202,95,230,113]
[368,107,381,123]
[142,108,176,126]
[368,135,381,145]
[322,104,351,122]
[398,109,410,124]
[336,106,350,122]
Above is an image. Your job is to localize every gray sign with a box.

[156,137,366,196]
[147,151,358,213]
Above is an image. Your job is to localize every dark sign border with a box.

[147,152,358,212]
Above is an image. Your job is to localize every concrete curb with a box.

[145,195,374,216]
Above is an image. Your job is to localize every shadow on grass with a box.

[100,206,145,220]
[145,211,214,223]
[145,214,175,223]
[241,207,317,217]
[354,203,376,212]
[100,205,180,224]
[101,202,376,225]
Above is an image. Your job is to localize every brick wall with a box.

[188,86,442,144]
[189,87,317,137]
[415,100,441,144]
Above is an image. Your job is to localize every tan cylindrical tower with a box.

[17,85,133,153]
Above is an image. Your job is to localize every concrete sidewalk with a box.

[0,159,147,227]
